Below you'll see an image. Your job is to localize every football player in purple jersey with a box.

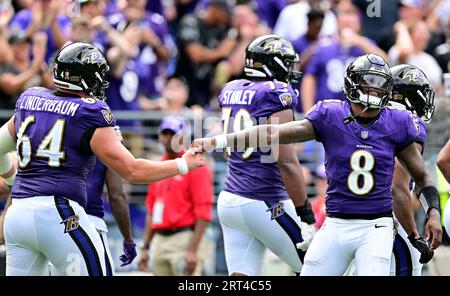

[0,42,204,276]
[389,64,442,276]
[212,35,316,276]
[193,54,440,276]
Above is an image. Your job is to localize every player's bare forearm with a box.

[437,139,450,183]
[392,159,418,237]
[188,219,208,254]
[105,168,133,242]
[397,143,435,192]
[278,146,308,207]
[91,127,180,183]
[223,119,316,149]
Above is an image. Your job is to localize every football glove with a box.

[295,199,316,251]
[296,222,316,251]
[407,234,434,264]
[120,240,137,267]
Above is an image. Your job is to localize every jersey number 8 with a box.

[347,149,375,195]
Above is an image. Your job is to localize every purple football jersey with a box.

[303,39,365,103]
[86,126,122,218]
[305,100,420,216]
[12,87,116,208]
[85,160,107,218]
[220,79,298,201]
[415,117,427,149]
[409,116,427,191]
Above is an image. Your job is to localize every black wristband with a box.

[419,186,440,217]
[295,199,316,225]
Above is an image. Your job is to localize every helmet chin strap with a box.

[343,104,370,124]
[344,90,384,124]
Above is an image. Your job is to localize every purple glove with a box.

[119,240,137,267]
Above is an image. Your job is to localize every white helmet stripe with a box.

[53,78,83,91]
[262,64,273,77]
[273,56,288,72]
[244,68,267,78]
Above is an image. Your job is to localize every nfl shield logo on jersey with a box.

[361,130,369,139]
[267,202,285,220]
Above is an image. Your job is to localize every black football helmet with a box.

[53,42,110,100]
[344,54,393,109]
[244,35,301,88]
[390,64,435,123]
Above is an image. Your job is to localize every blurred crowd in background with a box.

[0,0,449,275]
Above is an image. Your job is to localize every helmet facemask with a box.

[392,84,435,123]
[345,71,393,109]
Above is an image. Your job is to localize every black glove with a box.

[295,199,316,225]
[407,234,434,264]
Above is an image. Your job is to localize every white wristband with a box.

[175,158,189,175]
[214,134,228,149]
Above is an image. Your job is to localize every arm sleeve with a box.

[188,165,214,222]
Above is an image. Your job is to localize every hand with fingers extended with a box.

[119,240,137,267]
[425,209,443,251]
[138,248,150,272]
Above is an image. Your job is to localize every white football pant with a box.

[4,196,106,276]
[218,191,306,276]
[301,216,394,276]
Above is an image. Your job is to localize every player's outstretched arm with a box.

[191,119,316,152]
[91,127,205,184]
[397,142,442,251]
[437,138,450,183]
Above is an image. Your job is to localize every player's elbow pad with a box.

[418,186,440,217]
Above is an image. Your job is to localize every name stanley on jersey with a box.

[19,95,80,117]
[221,89,256,105]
